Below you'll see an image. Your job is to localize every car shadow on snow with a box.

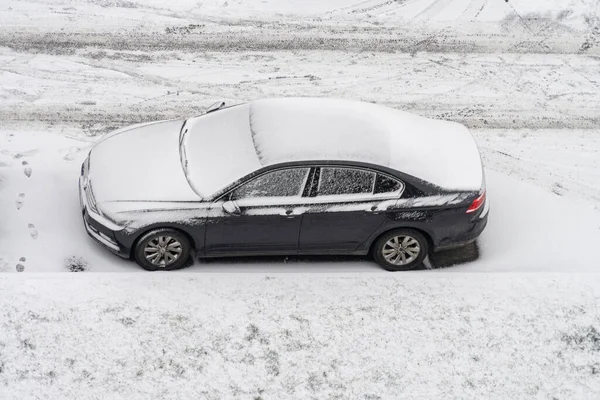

[196,254,379,272]
[192,242,480,272]
[427,242,480,270]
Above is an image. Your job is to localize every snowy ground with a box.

[1,274,600,399]
[1,0,600,398]
[2,49,600,130]
[1,126,599,273]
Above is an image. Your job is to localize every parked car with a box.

[79,98,488,271]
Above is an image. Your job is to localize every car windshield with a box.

[179,104,262,198]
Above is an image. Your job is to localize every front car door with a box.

[298,166,404,254]
[204,167,311,255]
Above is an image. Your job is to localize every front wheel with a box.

[134,229,192,271]
[372,229,428,271]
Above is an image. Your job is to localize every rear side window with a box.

[231,168,310,200]
[317,167,375,196]
[374,174,402,194]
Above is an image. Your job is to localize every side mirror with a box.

[222,200,241,216]
[206,101,225,114]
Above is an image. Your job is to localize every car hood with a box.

[88,119,201,204]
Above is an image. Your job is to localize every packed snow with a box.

[1,0,600,398]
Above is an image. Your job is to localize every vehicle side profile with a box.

[79,98,488,271]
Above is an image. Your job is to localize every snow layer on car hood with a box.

[184,98,483,197]
[89,119,200,204]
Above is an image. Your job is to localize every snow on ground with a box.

[2,0,598,28]
[2,49,599,130]
[1,1,600,398]
[1,274,600,399]
[1,127,599,273]
[0,1,598,272]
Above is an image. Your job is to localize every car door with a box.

[298,166,404,253]
[204,167,312,255]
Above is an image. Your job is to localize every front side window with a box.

[317,167,375,196]
[231,168,310,200]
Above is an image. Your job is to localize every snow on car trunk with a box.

[89,119,200,206]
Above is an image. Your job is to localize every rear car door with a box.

[204,167,311,255]
[298,167,404,253]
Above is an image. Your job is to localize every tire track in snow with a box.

[349,0,409,15]
[0,29,598,130]
[466,0,488,20]
[329,0,379,13]
[414,0,454,20]
[0,26,593,55]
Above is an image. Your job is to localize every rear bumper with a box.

[79,176,129,258]
[434,206,488,252]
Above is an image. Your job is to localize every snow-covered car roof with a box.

[183,98,483,198]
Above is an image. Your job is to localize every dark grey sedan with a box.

[79,98,488,271]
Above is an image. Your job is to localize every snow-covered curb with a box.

[1,274,599,399]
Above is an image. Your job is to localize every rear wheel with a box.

[372,229,428,271]
[134,229,191,271]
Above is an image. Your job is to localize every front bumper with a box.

[79,176,129,258]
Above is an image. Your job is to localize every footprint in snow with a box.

[16,257,26,272]
[61,146,83,161]
[28,224,38,239]
[1,149,38,159]
[23,161,32,178]
[16,193,25,210]
[550,182,567,196]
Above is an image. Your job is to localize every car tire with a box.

[134,228,192,271]
[372,229,428,272]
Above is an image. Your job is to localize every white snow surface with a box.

[1,128,599,273]
[90,119,200,203]
[1,273,599,399]
[183,104,261,198]
[1,0,598,29]
[1,1,600,397]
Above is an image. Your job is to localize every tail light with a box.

[466,191,485,214]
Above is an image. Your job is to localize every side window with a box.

[317,167,375,196]
[231,168,310,200]
[374,174,403,195]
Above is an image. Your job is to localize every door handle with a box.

[284,209,296,218]
[367,205,381,214]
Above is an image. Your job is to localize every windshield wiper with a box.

[179,119,189,174]
[206,101,225,113]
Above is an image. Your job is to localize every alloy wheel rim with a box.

[382,235,420,266]
[144,235,182,267]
